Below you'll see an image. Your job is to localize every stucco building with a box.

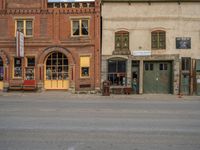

[101,0,200,95]
[0,0,101,92]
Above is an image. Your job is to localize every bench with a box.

[23,80,37,91]
[9,81,23,90]
[111,86,133,94]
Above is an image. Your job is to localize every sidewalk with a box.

[0,91,199,101]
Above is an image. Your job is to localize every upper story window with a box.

[72,19,89,36]
[115,31,129,50]
[151,30,166,49]
[15,20,33,37]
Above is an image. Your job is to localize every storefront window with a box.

[108,59,127,86]
[25,57,35,80]
[46,52,68,80]
[14,58,22,78]
[80,56,90,77]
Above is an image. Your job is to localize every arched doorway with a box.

[0,57,3,90]
[44,52,69,90]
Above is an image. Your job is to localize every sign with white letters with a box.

[132,50,151,56]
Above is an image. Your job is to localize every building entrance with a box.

[44,52,69,90]
[143,61,172,94]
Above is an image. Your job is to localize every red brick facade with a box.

[0,0,101,92]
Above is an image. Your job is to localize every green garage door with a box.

[143,61,172,94]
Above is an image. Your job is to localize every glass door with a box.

[44,52,69,90]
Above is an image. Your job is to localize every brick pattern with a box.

[0,0,101,92]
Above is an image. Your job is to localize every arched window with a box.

[115,31,129,50]
[151,30,166,49]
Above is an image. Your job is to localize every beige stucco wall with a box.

[102,2,200,58]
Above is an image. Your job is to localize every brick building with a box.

[0,0,101,92]
[101,0,200,95]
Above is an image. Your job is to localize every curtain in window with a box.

[81,20,88,35]
[73,21,79,35]
[17,21,24,33]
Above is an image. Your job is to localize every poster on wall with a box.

[176,37,191,49]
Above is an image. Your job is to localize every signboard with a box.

[132,50,151,56]
[176,37,191,49]
[16,31,24,57]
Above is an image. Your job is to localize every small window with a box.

[182,57,191,71]
[27,57,35,67]
[14,58,22,78]
[72,19,89,36]
[151,30,166,49]
[16,20,33,37]
[80,56,90,77]
[160,63,168,70]
[81,67,89,77]
[115,31,129,50]
[145,63,153,71]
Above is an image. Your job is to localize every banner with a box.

[16,31,24,57]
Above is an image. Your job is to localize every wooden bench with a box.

[9,80,23,90]
[23,80,37,91]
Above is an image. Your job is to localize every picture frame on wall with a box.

[176,37,191,49]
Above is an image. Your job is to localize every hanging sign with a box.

[16,31,24,57]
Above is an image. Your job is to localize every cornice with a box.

[0,8,96,15]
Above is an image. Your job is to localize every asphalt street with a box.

[0,92,200,150]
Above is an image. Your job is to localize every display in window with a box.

[14,67,22,77]
[25,67,34,80]
[81,67,89,77]
[14,58,22,78]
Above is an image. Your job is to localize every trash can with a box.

[102,80,110,96]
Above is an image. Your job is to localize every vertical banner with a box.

[16,31,24,57]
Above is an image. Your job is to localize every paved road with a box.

[0,92,200,150]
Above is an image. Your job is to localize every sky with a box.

[48,0,95,2]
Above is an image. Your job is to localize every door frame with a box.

[44,51,69,90]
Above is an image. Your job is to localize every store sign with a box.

[132,50,151,56]
[16,31,24,57]
[176,37,191,49]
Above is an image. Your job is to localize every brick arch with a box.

[0,49,10,65]
[38,46,76,65]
